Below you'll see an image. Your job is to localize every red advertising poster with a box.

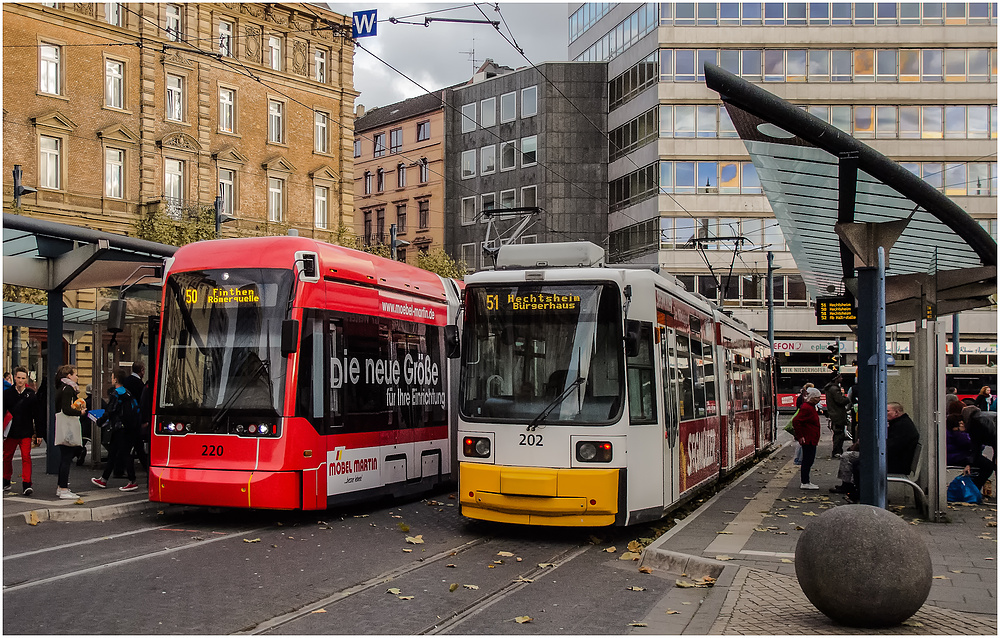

[679,418,720,494]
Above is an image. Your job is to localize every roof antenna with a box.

[459,36,478,73]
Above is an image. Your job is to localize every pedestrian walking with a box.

[53,364,86,499]
[792,387,822,490]
[975,386,995,412]
[91,368,141,492]
[792,383,814,465]
[3,367,43,495]
[823,375,851,458]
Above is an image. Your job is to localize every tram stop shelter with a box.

[3,212,177,473]
[705,64,997,522]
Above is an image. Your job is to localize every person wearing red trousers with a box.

[3,367,42,495]
[792,386,822,490]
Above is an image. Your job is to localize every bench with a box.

[887,442,926,512]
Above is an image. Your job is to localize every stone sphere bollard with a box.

[795,504,932,627]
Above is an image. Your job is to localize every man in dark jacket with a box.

[886,402,920,475]
[3,367,42,495]
[823,375,851,458]
[123,361,146,471]
[962,406,997,491]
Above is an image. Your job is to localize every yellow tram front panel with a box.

[460,463,619,526]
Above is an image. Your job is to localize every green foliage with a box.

[417,248,468,280]
[3,284,46,304]
[134,205,217,246]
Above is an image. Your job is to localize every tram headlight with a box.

[463,436,491,458]
[576,441,612,463]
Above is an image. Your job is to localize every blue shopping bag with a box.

[947,474,982,504]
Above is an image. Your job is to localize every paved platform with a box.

[2,442,155,523]
[635,434,998,635]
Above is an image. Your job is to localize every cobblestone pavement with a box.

[713,567,997,635]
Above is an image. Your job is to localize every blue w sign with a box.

[353,10,377,38]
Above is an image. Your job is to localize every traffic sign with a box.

[353,10,377,38]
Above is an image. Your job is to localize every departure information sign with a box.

[815,297,857,325]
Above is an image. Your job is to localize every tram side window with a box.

[295,311,327,433]
[675,333,696,420]
[701,340,717,415]
[627,321,657,424]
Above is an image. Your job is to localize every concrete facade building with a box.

[445,61,609,271]
[568,2,997,381]
[353,89,452,264]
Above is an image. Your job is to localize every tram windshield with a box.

[158,268,294,423]
[460,283,624,424]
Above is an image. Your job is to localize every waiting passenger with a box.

[946,400,974,467]
[886,402,919,475]
[792,387,822,490]
[962,405,997,493]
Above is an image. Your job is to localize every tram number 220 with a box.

[518,434,543,446]
[201,444,223,457]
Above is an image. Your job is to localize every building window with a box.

[268,99,284,143]
[481,97,496,127]
[314,49,327,82]
[376,208,385,242]
[315,111,329,153]
[105,148,124,198]
[314,185,328,229]
[500,141,516,171]
[500,189,516,209]
[219,168,235,218]
[520,135,537,166]
[521,86,537,117]
[354,139,362,157]
[166,74,183,121]
[373,132,385,157]
[363,171,372,194]
[461,103,476,133]
[363,210,372,244]
[389,128,402,153]
[418,199,429,228]
[461,197,476,225]
[521,185,537,208]
[419,158,429,183]
[482,192,496,214]
[105,59,124,108]
[219,87,235,133]
[105,2,122,26]
[269,36,282,71]
[397,163,406,188]
[219,20,233,57]
[461,149,476,179]
[165,4,182,41]
[481,145,496,175]
[39,43,61,95]
[500,91,516,122]
[396,203,407,233]
[376,168,384,192]
[461,243,476,271]
[164,158,184,217]
[268,177,284,221]
[416,120,430,141]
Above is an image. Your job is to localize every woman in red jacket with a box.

[792,387,822,490]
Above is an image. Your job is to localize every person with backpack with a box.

[90,368,141,491]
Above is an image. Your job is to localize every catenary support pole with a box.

[857,247,888,508]
[46,290,64,474]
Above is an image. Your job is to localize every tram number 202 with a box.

[518,434,543,447]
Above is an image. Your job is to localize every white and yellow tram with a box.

[457,242,775,526]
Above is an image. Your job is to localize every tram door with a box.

[724,346,736,470]
[659,324,680,507]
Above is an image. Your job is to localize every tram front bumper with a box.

[150,466,301,510]
[459,463,620,526]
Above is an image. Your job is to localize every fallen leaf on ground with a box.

[795,525,805,531]
[776,514,788,518]
[28,511,39,526]
[682,602,692,605]
[487,565,496,569]
[397,523,410,532]
[515,576,534,583]
[497,551,515,557]
[715,555,733,561]
[775,531,788,535]
[588,535,603,544]
[604,546,617,553]
[716,530,732,534]
[311,608,326,614]
[902,620,924,627]
[405,535,424,544]
[723,510,737,514]
[386,588,401,595]
[803,511,817,516]
[398,595,414,600]
[538,562,555,568]
[402,549,413,553]
[627,622,647,627]
[243,538,261,543]
[354,514,369,518]
[754,527,768,532]
[627,586,645,591]
[639,566,653,574]
[950,570,963,573]
[493,560,504,564]
[515,616,533,624]
[619,551,641,561]
[665,610,680,615]
[988,522,997,527]
[781,559,793,563]
[449,583,459,592]
[464,584,480,590]
[516,557,522,562]
[446,563,456,568]
[75,498,85,505]
[391,514,402,518]
[627,540,643,552]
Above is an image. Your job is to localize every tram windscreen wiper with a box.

[211,352,274,427]
[527,376,584,432]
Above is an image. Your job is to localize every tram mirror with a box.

[281,319,300,357]
[444,325,461,359]
[625,320,641,357]
[108,299,127,333]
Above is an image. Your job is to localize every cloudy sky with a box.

[325,2,571,109]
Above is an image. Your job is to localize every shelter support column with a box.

[913,322,947,522]
[46,290,63,474]
[856,249,888,508]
